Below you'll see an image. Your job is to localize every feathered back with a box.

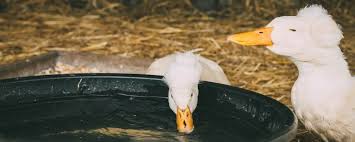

[163,52,202,89]
[297,5,343,47]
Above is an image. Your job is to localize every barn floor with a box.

[0,1,353,141]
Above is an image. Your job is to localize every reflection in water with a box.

[43,127,196,142]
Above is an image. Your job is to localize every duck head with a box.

[164,52,202,134]
[228,5,343,63]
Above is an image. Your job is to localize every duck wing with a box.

[146,54,176,76]
[197,56,231,85]
[146,53,230,85]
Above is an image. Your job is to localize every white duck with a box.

[228,5,354,142]
[146,51,230,133]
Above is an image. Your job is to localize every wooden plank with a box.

[57,52,153,74]
[0,51,154,79]
[0,52,58,79]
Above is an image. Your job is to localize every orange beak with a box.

[176,107,194,134]
[227,27,273,46]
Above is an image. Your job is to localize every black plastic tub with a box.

[0,74,297,142]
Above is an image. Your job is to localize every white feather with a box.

[297,4,329,18]
[146,50,230,113]
[297,5,343,47]
[265,4,354,142]
[163,52,202,90]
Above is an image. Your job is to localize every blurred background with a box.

[0,0,353,141]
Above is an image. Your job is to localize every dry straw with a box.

[0,0,354,141]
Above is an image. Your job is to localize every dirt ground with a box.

[0,1,353,141]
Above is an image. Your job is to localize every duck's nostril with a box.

[259,31,263,34]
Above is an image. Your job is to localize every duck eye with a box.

[190,93,193,97]
[289,29,296,32]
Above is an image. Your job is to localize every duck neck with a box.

[291,47,351,79]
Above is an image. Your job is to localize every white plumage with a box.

[147,50,230,112]
[267,5,354,142]
[146,50,230,133]
[229,4,354,142]
[147,51,230,86]
[162,52,202,112]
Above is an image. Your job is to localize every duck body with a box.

[146,51,230,133]
[228,5,354,142]
[147,52,230,85]
[291,51,354,141]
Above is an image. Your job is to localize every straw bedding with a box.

[0,0,354,141]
